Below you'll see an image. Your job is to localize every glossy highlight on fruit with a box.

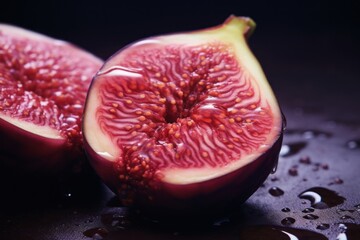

[83,16,284,215]
[0,24,103,173]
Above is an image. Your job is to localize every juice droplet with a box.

[321,163,329,170]
[298,187,346,209]
[340,215,355,220]
[281,217,295,226]
[239,225,328,240]
[336,223,360,240]
[346,139,360,149]
[316,223,330,230]
[269,187,284,197]
[302,208,315,213]
[280,142,307,157]
[299,156,311,164]
[329,177,344,185]
[83,227,108,239]
[281,207,291,212]
[288,166,298,176]
[303,214,319,220]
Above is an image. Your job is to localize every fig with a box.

[0,24,103,173]
[83,16,284,216]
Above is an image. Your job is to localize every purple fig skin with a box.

[84,133,283,217]
[0,118,74,173]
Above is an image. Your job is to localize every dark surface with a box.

[1,1,360,239]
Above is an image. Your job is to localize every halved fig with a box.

[83,16,284,215]
[0,24,103,173]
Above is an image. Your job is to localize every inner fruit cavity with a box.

[95,42,274,199]
[0,31,100,146]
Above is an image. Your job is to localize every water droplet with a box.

[271,157,279,174]
[269,187,284,197]
[303,214,319,220]
[298,187,346,209]
[83,227,108,239]
[316,223,330,230]
[281,207,291,212]
[340,215,355,220]
[339,223,348,234]
[65,116,77,124]
[239,225,327,240]
[280,145,290,156]
[281,217,295,226]
[336,223,360,240]
[270,176,279,182]
[346,139,360,150]
[337,208,356,214]
[280,142,307,157]
[302,208,315,213]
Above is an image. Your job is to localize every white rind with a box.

[84,81,119,162]
[0,113,63,139]
[162,151,263,184]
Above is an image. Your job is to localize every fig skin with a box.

[0,24,103,174]
[84,134,282,217]
[83,15,284,217]
[0,118,67,172]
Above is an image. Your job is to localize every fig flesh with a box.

[83,16,283,215]
[0,24,103,173]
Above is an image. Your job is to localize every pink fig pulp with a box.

[0,24,103,173]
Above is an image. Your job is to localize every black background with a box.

[1,0,359,58]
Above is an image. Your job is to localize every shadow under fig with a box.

[0,163,105,213]
[96,198,274,240]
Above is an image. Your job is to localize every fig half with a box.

[0,24,103,173]
[84,16,283,215]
